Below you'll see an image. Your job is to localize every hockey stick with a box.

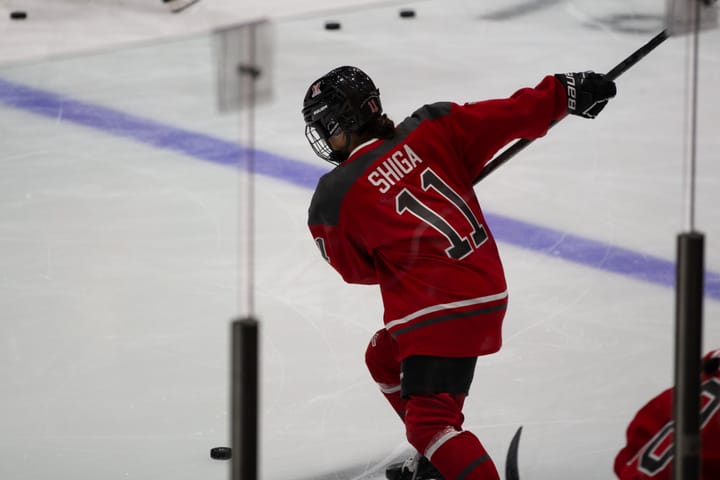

[473,29,669,184]
[163,0,202,14]
[505,426,523,480]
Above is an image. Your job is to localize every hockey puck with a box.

[10,11,28,20]
[210,446,232,460]
[324,21,341,30]
[399,9,416,18]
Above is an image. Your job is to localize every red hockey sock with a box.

[428,430,499,480]
[405,393,499,480]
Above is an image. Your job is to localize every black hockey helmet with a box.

[302,66,382,164]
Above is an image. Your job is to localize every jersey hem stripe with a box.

[389,303,507,339]
[385,290,508,331]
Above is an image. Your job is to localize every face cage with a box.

[305,124,336,164]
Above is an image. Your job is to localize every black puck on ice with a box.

[324,21,341,30]
[10,11,28,20]
[210,446,232,460]
[399,9,416,18]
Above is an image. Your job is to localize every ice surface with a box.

[0,1,719,479]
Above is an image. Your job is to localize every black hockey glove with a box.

[555,71,617,119]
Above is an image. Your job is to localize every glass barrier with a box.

[1,1,718,479]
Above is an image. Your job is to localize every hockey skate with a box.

[385,454,444,480]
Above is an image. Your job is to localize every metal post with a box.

[231,317,259,480]
[672,1,708,476]
[673,232,704,480]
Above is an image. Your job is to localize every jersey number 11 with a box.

[396,168,487,260]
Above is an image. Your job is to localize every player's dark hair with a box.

[358,113,396,140]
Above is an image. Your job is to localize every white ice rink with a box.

[1,1,719,479]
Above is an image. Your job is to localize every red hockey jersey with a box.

[614,349,720,480]
[308,76,567,360]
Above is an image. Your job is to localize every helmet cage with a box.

[304,123,335,163]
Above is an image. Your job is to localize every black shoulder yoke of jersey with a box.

[308,102,453,227]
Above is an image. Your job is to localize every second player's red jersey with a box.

[614,349,720,480]
[308,76,567,360]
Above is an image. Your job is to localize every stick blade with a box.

[665,0,718,36]
[505,426,523,480]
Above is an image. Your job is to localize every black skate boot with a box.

[385,454,444,480]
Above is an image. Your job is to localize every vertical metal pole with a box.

[673,232,704,480]
[231,22,263,480]
[237,23,259,319]
[673,1,706,478]
[245,24,257,317]
[682,0,702,233]
[231,317,259,480]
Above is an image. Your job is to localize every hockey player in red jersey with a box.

[302,66,616,480]
[614,349,720,480]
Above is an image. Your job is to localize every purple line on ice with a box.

[0,78,323,190]
[2,77,718,300]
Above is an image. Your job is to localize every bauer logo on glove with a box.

[555,71,617,119]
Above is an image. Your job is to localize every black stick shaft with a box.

[605,29,670,80]
[473,30,669,184]
[231,317,259,480]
